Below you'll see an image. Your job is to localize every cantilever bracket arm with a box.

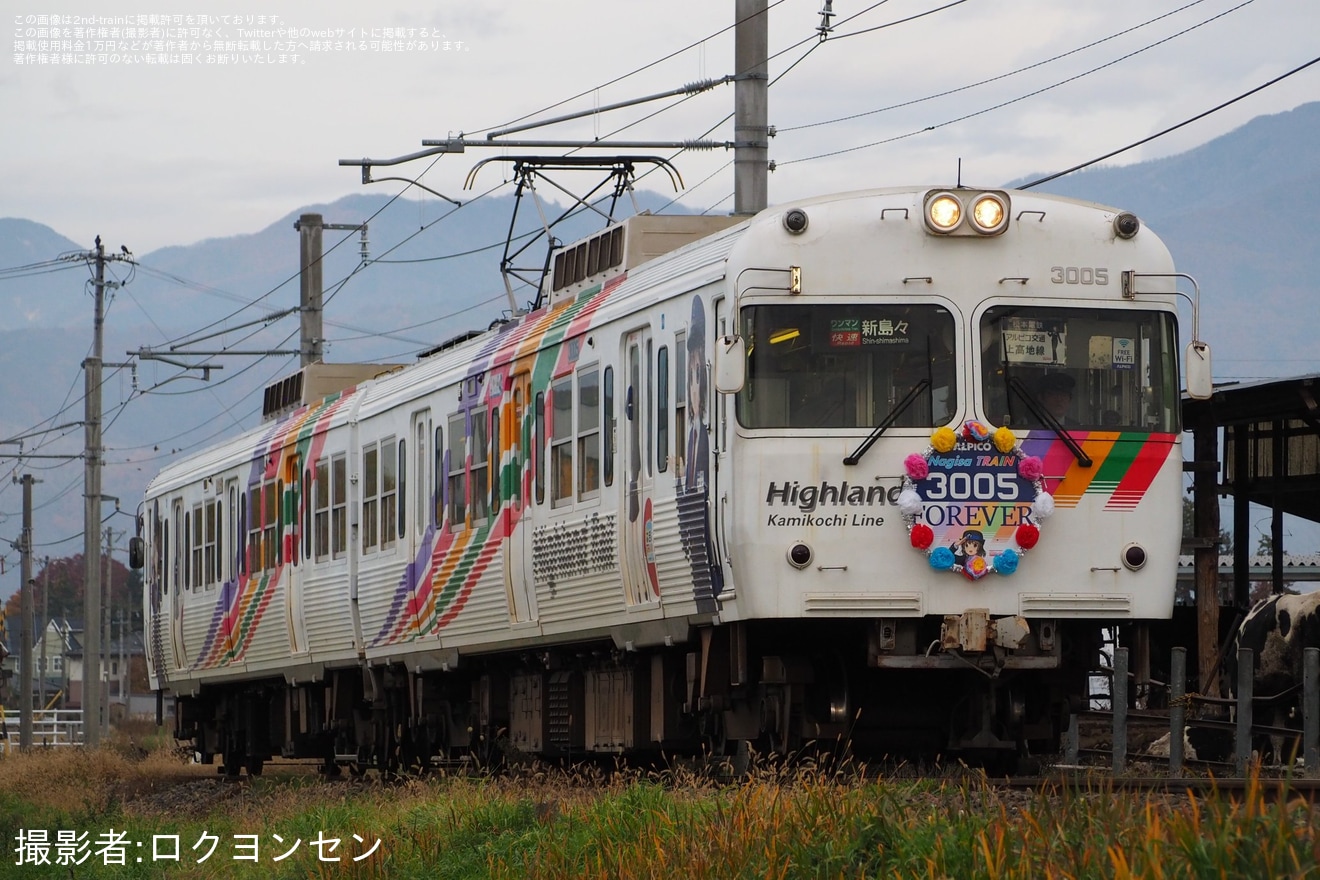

[463,155,683,192]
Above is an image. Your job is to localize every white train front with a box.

[139,186,1191,774]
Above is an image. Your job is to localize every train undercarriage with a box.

[173,617,1099,777]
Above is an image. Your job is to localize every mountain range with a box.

[2,101,1318,588]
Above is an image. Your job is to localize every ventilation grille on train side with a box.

[260,362,406,421]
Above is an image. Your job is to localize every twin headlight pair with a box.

[924,190,1010,236]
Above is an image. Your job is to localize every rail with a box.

[0,709,84,753]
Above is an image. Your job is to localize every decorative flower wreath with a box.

[897,420,1052,579]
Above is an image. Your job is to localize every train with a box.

[136,185,1208,775]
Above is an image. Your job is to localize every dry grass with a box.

[3,745,1320,879]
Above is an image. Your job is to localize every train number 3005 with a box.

[1050,266,1108,285]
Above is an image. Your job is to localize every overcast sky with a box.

[5,0,1318,253]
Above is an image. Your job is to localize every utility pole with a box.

[734,0,769,215]
[296,213,324,366]
[78,237,133,747]
[295,214,367,366]
[83,236,106,748]
[16,474,34,750]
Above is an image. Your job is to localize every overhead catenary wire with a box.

[778,0,1265,167]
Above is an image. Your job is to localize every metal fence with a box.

[1065,645,1320,777]
[0,709,84,753]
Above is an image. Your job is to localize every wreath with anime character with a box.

[897,420,1053,579]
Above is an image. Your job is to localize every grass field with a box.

[1,730,1317,879]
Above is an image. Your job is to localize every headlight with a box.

[970,194,1008,234]
[925,193,963,233]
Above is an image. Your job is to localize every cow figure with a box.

[1227,591,1320,764]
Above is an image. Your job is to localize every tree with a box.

[2,554,140,625]
[1181,494,1232,553]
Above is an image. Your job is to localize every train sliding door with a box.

[621,328,659,604]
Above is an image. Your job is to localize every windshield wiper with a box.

[1006,375,1092,467]
[844,379,930,466]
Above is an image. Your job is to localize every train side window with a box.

[489,406,500,514]
[236,493,246,577]
[578,366,600,499]
[163,517,170,596]
[645,339,654,477]
[414,422,427,536]
[314,460,330,561]
[247,485,261,573]
[471,409,490,523]
[551,376,573,507]
[397,438,406,543]
[362,443,380,553]
[656,346,669,474]
[225,484,237,583]
[511,386,524,507]
[447,413,467,528]
[266,479,280,569]
[186,509,196,590]
[675,333,687,476]
[331,454,347,558]
[380,438,398,549]
[152,504,164,593]
[205,499,218,587]
[302,468,312,562]
[286,455,300,567]
[534,392,546,505]
[603,366,615,487]
[433,426,444,528]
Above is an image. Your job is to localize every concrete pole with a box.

[733,0,769,216]
[18,474,34,750]
[297,214,324,366]
[82,237,104,749]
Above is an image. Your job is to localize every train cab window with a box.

[603,366,615,488]
[551,376,573,507]
[578,366,600,499]
[447,414,467,528]
[737,304,957,429]
[979,306,1179,432]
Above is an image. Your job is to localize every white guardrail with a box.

[0,709,84,752]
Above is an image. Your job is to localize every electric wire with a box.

[779,0,1223,134]
[778,1,1266,167]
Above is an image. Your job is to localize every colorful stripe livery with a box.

[369,277,624,647]
[191,389,355,669]
[1019,430,1178,511]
